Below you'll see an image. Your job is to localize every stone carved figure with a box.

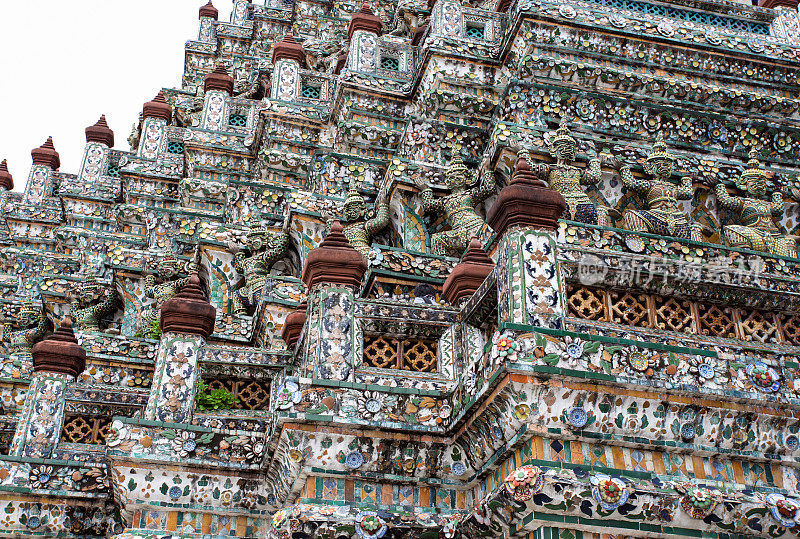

[415,155,496,256]
[306,37,349,74]
[389,2,425,37]
[70,275,119,332]
[715,149,797,258]
[127,123,141,151]
[3,300,48,356]
[138,249,194,337]
[620,134,701,241]
[325,188,390,258]
[231,210,291,316]
[530,121,611,226]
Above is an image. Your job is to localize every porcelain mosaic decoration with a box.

[0,0,798,536]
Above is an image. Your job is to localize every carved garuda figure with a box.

[620,133,701,241]
[327,188,389,258]
[715,149,797,258]
[530,121,610,226]
[415,155,496,256]
[71,275,118,332]
[231,209,291,316]
[3,300,48,356]
[138,249,193,337]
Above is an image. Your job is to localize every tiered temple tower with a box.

[0,0,800,537]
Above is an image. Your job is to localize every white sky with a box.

[0,1,232,191]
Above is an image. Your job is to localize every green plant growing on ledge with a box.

[135,318,162,340]
[195,379,239,411]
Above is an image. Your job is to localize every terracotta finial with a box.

[160,272,217,338]
[758,0,799,8]
[204,65,235,95]
[0,160,13,191]
[199,0,219,19]
[347,3,383,39]
[496,0,514,12]
[85,115,115,147]
[272,33,307,67]
[31,137,61,170]
[32,316,87,378]
[486,155,566,235]
[302,221,368,289]
[281,298,308,347]
[442,237,495,304]
[142,91,173,124]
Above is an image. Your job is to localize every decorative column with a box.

[301,221,366,381]
[24,137,60,204]
[198,0,218,42]
[79,115,114,183]
[486,156,566,329]
[270,34,306,101]
[202,65,234,131]
[137,91,172,159]
[767,3,800,46]
[231,0,252,25]
[430,0,463,39]
[346,4,383,72]
[0,160,13,191]
[144,273,216,424]
[10,318,86,458]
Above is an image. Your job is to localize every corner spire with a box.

[204,64,234,95]
[142,91,173,124]
[31,137,61,169]
[0,160,13,191]
[85,115,115,147]
[199,0,219,19]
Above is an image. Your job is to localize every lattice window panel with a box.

[166,141,185,154]
[364,335,397,369]
[653,296,694,333]
[380,56,400,71]
[567,285,606,321]
[61,415,111,445]
[465,24,485,39]
[609,291,650,327]
[583,0,769,34]
[739,309,778,343]
[363,335,438,372]
[780,313,800,346]
[229,114,247,127]
[106,164,121,178]
[697,303,737,339]
[205,378,270,410]
[301,85,321,99]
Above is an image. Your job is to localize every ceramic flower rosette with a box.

[491,331,520,362]
[355,511,388,539]
[590,474,629,511]
[678,484,720,519]
[275,379,303,409]
[504,465,543,502]
[766,493,800,529]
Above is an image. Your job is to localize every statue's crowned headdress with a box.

[646,133,675,165]
[446,155,469,181]
[736,148,769,194]
[247,206,267,238]
[79,274,100,289]
[345,187,363,208]
[548,119,576,150]
[158,243,182,273]
[19,300,38,319]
